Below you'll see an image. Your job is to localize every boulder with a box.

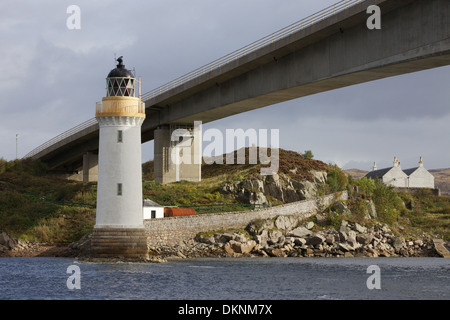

[392,237,406,251]
[339,220,350,233]
[310,170,327,184]
[274,215,297,233]
[366,200,377,219]
[297,181,318,200]
[294,238,307,246]
[224,242,235,255]
[288,227,312,238]
[356,233,374,245]
[338,243,353,252]
[332,201,351,216]
[249,192,268,206]
[306,234,325,246]
[338,231,348,242]
[268,230,283,244]
[325,234,335,245]
[304,221,315,230]
[265,248,287,257]
[0,232,18,250]
[354,223,367,234]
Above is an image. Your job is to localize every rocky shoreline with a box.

[156,215,446,260]
[2,212,449,260]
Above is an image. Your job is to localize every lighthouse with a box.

[90,56,148,258]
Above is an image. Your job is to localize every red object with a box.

[164,208,196,217]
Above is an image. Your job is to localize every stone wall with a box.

[144,191,347,247]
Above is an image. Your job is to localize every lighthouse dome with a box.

[106,56,136,97]
[107,56,134,78]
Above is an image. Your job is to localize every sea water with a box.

[0,257,448,300]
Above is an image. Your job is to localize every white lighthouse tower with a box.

[90,56,148,258]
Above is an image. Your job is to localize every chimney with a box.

[393,156,399,167]
[373,162,377,171]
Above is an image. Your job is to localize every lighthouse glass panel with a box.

[106,78,135,97]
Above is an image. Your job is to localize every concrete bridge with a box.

[25,0,450,183]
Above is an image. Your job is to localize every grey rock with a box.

[356,233,374,245]
[310,170,327,184]
[325,234,335,245]
[0,232,18,250]
[332,201,351,216]
[288,227,312,238]
[274,215,297,233]
[392,237,406,251]
[339,220,350,233]
[306,234,325,246]
[294,238,307,246]
[338,231,348,242]
[354,223,367,234]
[304,221,315,230]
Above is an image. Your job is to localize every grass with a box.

[397,191,450,241]
[0,158,96,242]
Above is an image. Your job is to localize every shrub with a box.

[353,177,404,224]
[326,165,348,192]
[301,150,314,159]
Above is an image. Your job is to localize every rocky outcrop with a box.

[0,232,18,250]
[219,172,327,205]
[190,216,441,258]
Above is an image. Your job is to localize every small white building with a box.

[143,199,164,219]
[365,157,435,189]
[365,157,408,187]
[403,157,435,188]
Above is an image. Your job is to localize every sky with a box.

[1,0,449,171]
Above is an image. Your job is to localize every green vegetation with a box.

[0,158,96,243]
[0,149,448,244]
[323,172,450,241]
[326,165,348,193]
[301,150,314,160]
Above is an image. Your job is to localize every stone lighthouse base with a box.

[90,227,148,258]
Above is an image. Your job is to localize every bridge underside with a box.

[34,0,450,183]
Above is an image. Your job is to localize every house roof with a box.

[364,167,393,179]
[143,199,163,207]
[402,167,418,176]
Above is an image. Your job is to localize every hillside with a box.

[0,152,449,246]
[142,148,333,208]
[429,168,450,196]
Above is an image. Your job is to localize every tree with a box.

[302,150,314,159]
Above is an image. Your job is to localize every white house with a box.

[403,157,435,188]
[365,157,408,187]
[143,199,164,219]
[364,157,434,189]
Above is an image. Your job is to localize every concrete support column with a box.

[154,124,201,184]
[82,152,98,183]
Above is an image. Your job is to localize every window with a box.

[117,183,122,196]
[117,130,123,143]
[151,210,156,219]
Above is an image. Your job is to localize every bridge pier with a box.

[154,123,201,184]
[82,152,98,183]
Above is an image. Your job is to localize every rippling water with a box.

[0,257,448,300]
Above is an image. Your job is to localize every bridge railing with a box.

[25,0,363,160]
[141,0,363,102]
[24,118,98,159]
